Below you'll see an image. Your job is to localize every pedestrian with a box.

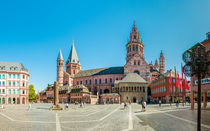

[0,105,4,109]
[28,103,31,111]
[143,101,147,111]
[66,103,69,109]
[159,100,161,108]
[124,102,127,110]
[142,101,145,111]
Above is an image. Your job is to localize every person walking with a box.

[142,101,145,111]
[124,102,128,110]
[143,101,146,111]
[28,103,31,111]
[159,99,161,108]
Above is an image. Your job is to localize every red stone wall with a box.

[73,74,124,95]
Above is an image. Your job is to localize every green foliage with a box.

[29,84,36,101]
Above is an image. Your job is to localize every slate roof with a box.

[57,49,63,60]
[75,66,124,78]
[151,70,183,83]
[59,85,72,92]
[150,68,159,73]
[100,93,120,96]
[115,73,147,84]
[66,40,80,64]
[0,62,28,72]
[161,70,182,78]
[70,85,89,93]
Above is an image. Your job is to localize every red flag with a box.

[170,71,172,90]
[175,67,178,88]
[178,74,181,89]
[185,76,189,90]
[181,64,183,89]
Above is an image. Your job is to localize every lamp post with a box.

[183,43,209,131]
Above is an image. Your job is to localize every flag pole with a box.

[169,70,172,106]
[181,63,185,107]
[174,67,177,103]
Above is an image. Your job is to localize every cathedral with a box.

[39,22,165,104]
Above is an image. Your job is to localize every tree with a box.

[29,84,36,102]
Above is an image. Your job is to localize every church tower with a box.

[66,40,81,77]
[159,51,165,74]
[126,21,144,62]
[124,22,150,82]
[57,49,64,86]
[154,59,158,69]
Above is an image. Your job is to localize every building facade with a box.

[190,33,210,109]
[112,73,148,103]
[150,70,189,103]
[0,62,29,104]
[40,22,165,103]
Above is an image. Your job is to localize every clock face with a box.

[183,51,191,63]
[183,65,191,77]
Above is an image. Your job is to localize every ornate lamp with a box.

[183,43,209,131]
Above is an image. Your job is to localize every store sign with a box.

[195,78,210,85]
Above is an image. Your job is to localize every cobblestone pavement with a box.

[0,103,209,131]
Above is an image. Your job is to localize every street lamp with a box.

[183,43,209,131]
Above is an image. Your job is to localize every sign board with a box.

[195,78,210,85]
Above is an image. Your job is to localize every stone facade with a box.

[0,62,29,104]
[112,73,148,103]
[150,70,188,103]
[190,33,210,109]
[39,22,165,103]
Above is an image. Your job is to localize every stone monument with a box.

[49,81,63,110]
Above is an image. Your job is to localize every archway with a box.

[13,98,16,104]
[17,98,20,104]
[22,97,25,104]
[147,87,151,103]
[134,70,140,75]
[8,98,11,104]
[104,89,109,94]
[133,97,137,103]
[2,98,5,104]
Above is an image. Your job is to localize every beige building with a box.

[112,73,148,103]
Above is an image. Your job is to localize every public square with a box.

[0,103,209,131]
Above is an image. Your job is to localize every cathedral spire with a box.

[130,21,140,42]
[57,49,63,60]
[66,40,80,65]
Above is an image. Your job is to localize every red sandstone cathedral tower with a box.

[57,49,64,86]
[124,22,151,82]
[66,40,81,77]
[159,51,165,74]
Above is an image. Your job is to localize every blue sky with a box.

[0,0,209,91]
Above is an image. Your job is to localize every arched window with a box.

[104,89,109,94]
[134,70,140,75]
[134,60,136,65]
[2,98,5,104]
[136,45,138,51]
[8,97,11,104]
[133,46,135,51]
